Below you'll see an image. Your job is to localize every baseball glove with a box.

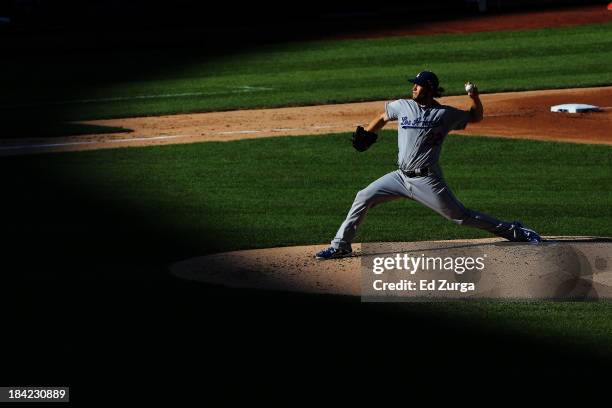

[352,126,378,152]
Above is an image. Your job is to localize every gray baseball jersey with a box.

[385,99,470,171]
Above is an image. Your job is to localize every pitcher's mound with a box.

[169,237,612,300]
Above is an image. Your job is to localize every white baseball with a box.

[465,82,475,93]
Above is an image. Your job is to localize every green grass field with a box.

[6,132,610,254]
[1,22,611,123]
[22,132,611,253]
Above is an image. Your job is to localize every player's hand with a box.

[465,82,479,98]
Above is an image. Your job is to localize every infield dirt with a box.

[2,86,611,155]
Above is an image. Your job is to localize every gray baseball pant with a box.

[331,168,517,250]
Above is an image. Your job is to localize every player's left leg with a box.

[316,170,411,259]
[408,174,541,243]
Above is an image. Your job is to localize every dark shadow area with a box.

[0,159,226,282]
[3,280,611,401]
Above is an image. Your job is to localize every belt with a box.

[402,167,431,177]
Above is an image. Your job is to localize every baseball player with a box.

[316,70,541,260]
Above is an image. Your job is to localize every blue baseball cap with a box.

[408,71,440,91]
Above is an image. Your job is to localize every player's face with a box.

[412,83,430,102]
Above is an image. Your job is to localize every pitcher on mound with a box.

[316,71,541,260]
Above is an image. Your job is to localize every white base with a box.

[551,103,600,113]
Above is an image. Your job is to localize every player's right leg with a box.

[409,176,541,243]
[315,170,410,259]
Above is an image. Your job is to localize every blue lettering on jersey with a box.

[401,115,442,129]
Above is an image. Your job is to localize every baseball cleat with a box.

[315,246,353,260]
[519,226,542,244]
[510,221,542,244]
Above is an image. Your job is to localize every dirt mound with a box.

[169,237,612,300]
